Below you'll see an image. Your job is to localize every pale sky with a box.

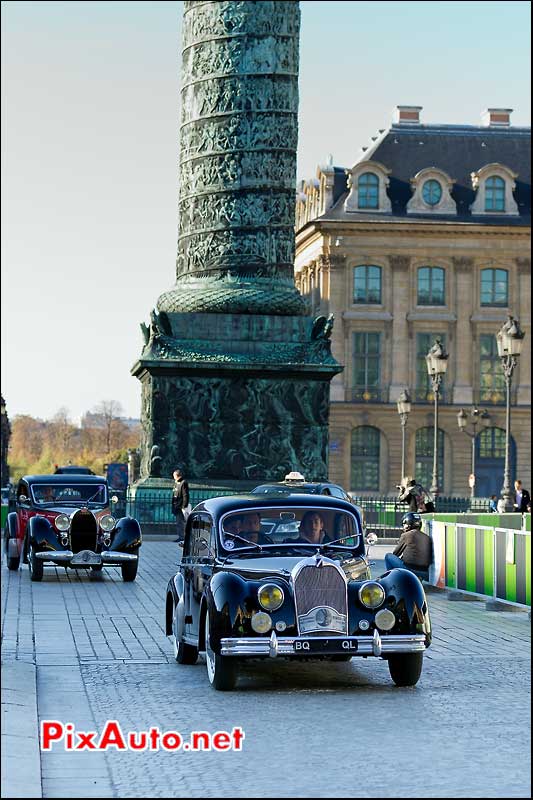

[1,0,531,423]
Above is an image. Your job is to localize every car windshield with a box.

[30,484,107,506]
[220,506,360,553]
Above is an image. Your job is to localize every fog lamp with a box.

[251,612,272,634]
[258,583,284,611]
[375,608,396,631]
[55,514,70,532]
[359,582,385,609]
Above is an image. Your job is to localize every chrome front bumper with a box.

[220,629,427,658]
[35,550,137,564]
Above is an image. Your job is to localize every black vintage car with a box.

[166,494,432,691]
[4,474,141,581]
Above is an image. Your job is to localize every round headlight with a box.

[54,514,70,532]
[258,583,284,611]
[251,611,272,634]
[100,514,116,532]
[359,581,385,609]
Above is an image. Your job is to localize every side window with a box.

[329,487,345,500]
[191,514,214,560]
[182,514,197,558]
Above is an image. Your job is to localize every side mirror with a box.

[111,495,119,504]
[365,532,378,546]
[18,495,28,504]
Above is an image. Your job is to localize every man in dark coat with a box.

[172,467,190,543]
[385,513,432,574]
[514,480,531,513]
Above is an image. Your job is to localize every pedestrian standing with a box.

[172,467,189,543]
[513,480,531,512]
[489,495,498,513]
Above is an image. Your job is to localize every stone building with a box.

[295,106,531,497]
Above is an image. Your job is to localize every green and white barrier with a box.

[424,515,531,608]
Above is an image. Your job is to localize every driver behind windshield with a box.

[239,512,273,545]
[36,486,55,504]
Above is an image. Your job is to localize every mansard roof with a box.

[317,122,531,226]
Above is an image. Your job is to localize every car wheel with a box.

[28,543,44,582]
[388,652,424,687]
[172,612,198,665]
[4,529,19,571]
[121,550,139,582]
[205,610,238,691]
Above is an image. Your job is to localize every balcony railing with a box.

[413,386,452,404]
[474,388,518,406]
[344,386,389,403]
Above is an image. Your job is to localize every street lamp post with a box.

[426,339,449,498]
[457,407,491,498]
[396,389,411,482]
[496,315,525,511]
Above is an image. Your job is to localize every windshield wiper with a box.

[221,532,263,551]
[319,536,359,550]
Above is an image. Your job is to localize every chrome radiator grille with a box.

[293,561,348,635]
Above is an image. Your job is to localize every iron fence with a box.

[117,487,492,538]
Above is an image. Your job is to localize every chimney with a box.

[481,108,513,127]
[393,105,422,125]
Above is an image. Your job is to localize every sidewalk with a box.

[1,660,42,798]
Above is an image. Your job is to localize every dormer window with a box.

[485,176,505,212]
[344,161,392,214]
[422,179,442,206]
[470,164,519,216]
[407,167,456,215]
[358,173,379,209]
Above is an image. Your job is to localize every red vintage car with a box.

[4,474,141,581]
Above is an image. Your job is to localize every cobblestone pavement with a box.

[2,543,531,798]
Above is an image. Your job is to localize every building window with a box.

[415,427,444,491]
[478,427,506,459]
[352,332,381,401]
[358,172,379,209]
[479,334,506,403]
[417,267,445,305]
[480,268,508,307]
[422,179,442,206]
[485,176,505,212]
[351,426,380,491]
[415,333,446,401]
[354,265,382,304]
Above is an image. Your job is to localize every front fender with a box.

[110,517,142,551]
[379,568,432,643]
[205,571,294,653]
[28,516,63,551]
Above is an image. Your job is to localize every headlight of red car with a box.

[100,514,116,532]
[54,514,70,532]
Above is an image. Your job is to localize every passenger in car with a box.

[291,511,331,545]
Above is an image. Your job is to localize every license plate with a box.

[293,638,358,654]
[70,550,101,566]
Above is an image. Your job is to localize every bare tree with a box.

[92,400,124,455]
